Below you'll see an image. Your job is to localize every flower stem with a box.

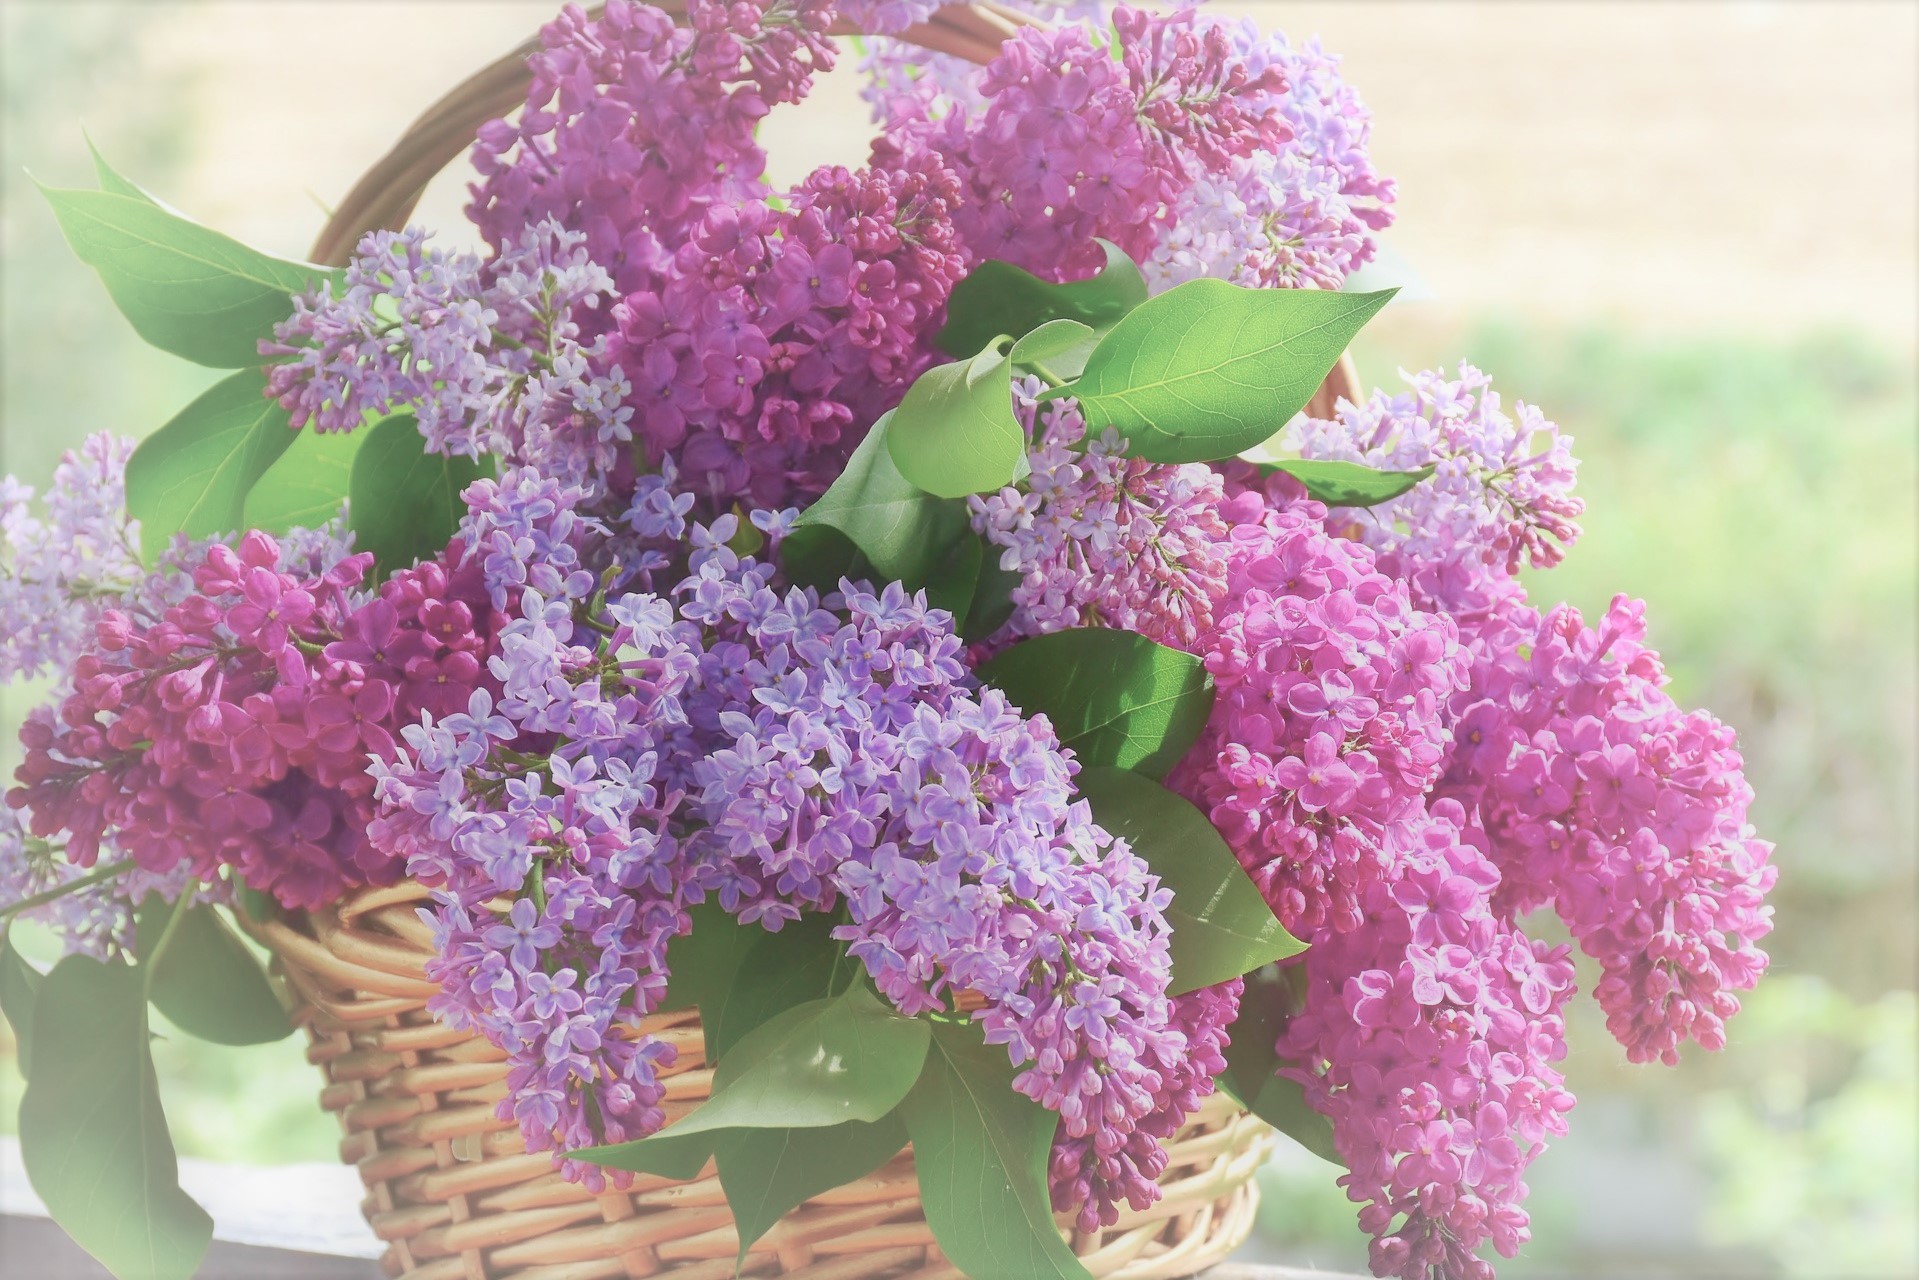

[0,859,133,924]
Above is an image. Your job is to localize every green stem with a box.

[140,879,199,997]
[0,860,133,924]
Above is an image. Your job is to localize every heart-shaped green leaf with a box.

[125,367,298,554]
[1076,767,1306,994]
[887,342,1025,499]
[1010,318,1100,385]
[976,628,1214,779]
[348,415,492,580]
[19,955,213,1280]
[242,420,367,533]
[1261,458,1436,507]
[658,898,763,1016]
[784,413,973,595]
[696,911,841,1064]
[901,1021,1092,1280]
[715,1114,909,1264]
[937,239,1147,360]
[1217,967,1339,1165]
[37,178,337,368]
[135,897,291,1046]
[1042,281,1395,463]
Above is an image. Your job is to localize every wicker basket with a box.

[247,4,1370,1276]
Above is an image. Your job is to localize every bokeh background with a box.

[2,2,1914,1276]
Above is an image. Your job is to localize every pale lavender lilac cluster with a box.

[264,221,631,483]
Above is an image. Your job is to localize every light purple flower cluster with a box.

[1277,805,1577,1280]
[1286,363,1584,617]
[969,386,1231,649]
[263,221,630,482]
[1442,594,1777,1066]
[0,434,145,683]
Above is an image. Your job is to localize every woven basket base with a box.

[245,883,1275,1280]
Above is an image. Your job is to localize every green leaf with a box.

[36,180,336,368]
[937,239,1147,360]
[714,1114,908,1264]
[125,368,298,553]
[923,527,984,621]
[645,988,929,1141]
[575,1127,715,1181]
[901,1022,1092,1280]
[348,414,491,580]
[1042,282,1396,463]
[699,912,842,1064]
[976,628,1214,779]
[1261,458,1436,508]
[0,931,44,1079]
[1213,966,1339,1165]
[961,552,1021,643]
[1010,318,1100,385]
[887,342,1025,499]
[784,413,973,594]
[242,421,367,532]
[86,134,155,202]
[1076,768,1305,994]
[658,898,761,1016]
[135,897,291,1046]
[19,955,213,1280]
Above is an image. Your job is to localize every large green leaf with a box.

[574,1126,715,1181]
[887,342,1025,499]
[1076,768,1305,994]
[348,414,491,579]
[698,912,842,1063]
[36,180,335,368]
[976,628,1214,779]
[1041,281,1395,463]
[783,413,973,595]
[19,955,213,1280]
[643,988,928,1141]
[1214,966,1339,1165]
[242,421,367,533]
[658,898,762,1016]
[135,897,291,1046]
[1261,458,1436,508]
[714,1114,908,1263]
[901,1022,1092,1280]
[937,239,1147,360]
[125,368,298,552]
[0,930,44,1079]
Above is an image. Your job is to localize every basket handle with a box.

[307,1,1039,267]
[307,0,1360,415]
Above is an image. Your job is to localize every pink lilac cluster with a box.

[264,221,630,483]
[1278,805,1577,1280]
[1442,594,1777,1066]
[1167,474,1471,939]
[7,526,505,910]
[601,159,970,507]
[0,434,147,683]
[968,385,1231,650]
[1286,363,1583,618]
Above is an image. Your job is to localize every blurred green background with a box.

[2,3,1914,1277]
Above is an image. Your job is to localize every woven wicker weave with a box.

[251,4,1373,1275]
[244,882,1278,1279]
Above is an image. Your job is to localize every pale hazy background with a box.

[2,3,1915,1277]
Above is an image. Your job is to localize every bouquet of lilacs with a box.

[0,3,1776,1280]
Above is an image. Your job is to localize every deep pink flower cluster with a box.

[1442,594,1777,1065]
[1278,805,1577,1280]
[7,532,503,908]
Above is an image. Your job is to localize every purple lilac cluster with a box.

[1277,805,1577,1280]
[969,386,1231,650]
[264,222,630,483]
